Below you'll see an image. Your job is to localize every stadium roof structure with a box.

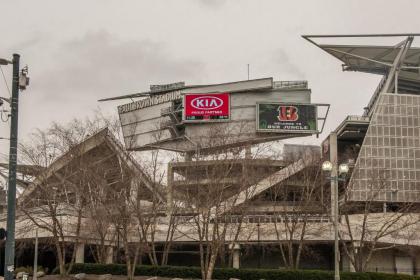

[98,77,311,102]
[303,34,420,116]
[18,128,164,204]
[98,78,275,102]
[0,163,44,187]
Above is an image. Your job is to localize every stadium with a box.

[1,34,420,276]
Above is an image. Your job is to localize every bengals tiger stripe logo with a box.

[277,106,298,121]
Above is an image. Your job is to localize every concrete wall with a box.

[341,248,417,275]
[366,251,396,274]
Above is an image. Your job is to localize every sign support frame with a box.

[256,102,330,134]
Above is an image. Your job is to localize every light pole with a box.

[322,133,349,280]
[257,222,260,268]
[0,54,29,280]
[33,228,39,280]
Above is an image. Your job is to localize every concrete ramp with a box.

[212,158,307,216]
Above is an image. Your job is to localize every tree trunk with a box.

[55,241,65,275]
[205,251,218,280]
[125,241,134,280]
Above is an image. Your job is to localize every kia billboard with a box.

[183,93,230,122]
[257,103,317,133]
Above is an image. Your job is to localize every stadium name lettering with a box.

[118,91,182,114]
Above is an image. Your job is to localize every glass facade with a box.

[349,93,420,202]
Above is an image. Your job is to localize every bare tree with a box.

[18,112,123,274]
[267,157,326,269]
[84,171,116,264]
[105,177,140,280]
[19,128,88,275]
[173,123,261,280]
[128,124,180,267]
[340,174,419,272]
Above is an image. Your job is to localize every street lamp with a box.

[322,161,350,176]
[322,160,349,280]
[0,54,29,280]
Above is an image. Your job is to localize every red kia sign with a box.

[184,93,230,122]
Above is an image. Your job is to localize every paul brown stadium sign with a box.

[257,103,317,133]
[184,93,230,122]
[118,91,182,114]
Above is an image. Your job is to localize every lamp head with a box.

[339,163,350,175]
[322,161,333,172]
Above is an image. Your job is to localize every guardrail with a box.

[345,115,370,122]
[273,80,308,90]
[220,214,331,224]
[161,104,183,116]
[364,74,388,116]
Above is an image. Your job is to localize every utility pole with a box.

[4,53,20,280]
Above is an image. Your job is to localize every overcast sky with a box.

[1,0,420,160]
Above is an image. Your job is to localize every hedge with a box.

[53,263,420,280]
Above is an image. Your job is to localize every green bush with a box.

[54,263,420,280]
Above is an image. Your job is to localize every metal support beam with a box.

[302,33,420,39]
[381,37,413,94]
[323,47,392,68]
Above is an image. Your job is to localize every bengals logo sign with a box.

[277,106,299,122]
[257,103,317,133]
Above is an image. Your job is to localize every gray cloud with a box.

[269,49,306,79]
[194,0,228,8]
[8,32,47,53]
[35,31,205,103]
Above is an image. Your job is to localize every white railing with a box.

[364,74,388,116]
[273,80,308,90]
[345,115,370,122]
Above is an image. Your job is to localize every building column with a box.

[106,246,114,264]
[185,152,193,161]
[230,243,241,269]
[75,243,85,264]
[245,145,252,159]
[414,252,420,275]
